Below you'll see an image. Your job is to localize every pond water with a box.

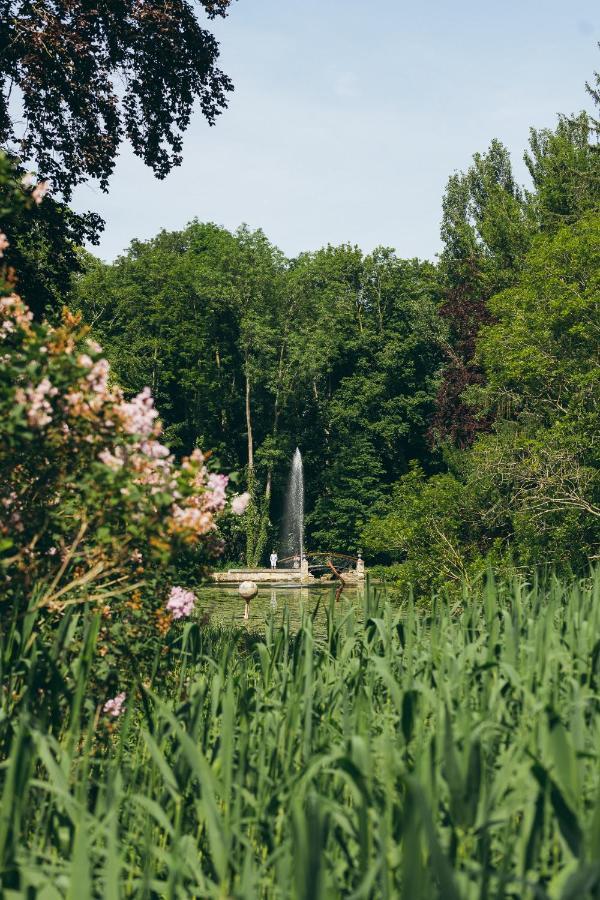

[196,582,366,633]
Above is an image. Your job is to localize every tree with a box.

[0,161,102,318]
[433,140,534,447]
[1,0,235,199]
[73,221,246,460]
[361,464,478,596]
[287,246,444,552]
[74,232,446,562]
[525,112,600,231]
[74,222,296,565]
[469,214,600,565]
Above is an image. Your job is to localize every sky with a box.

[72,0,599,263]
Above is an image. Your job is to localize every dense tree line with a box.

[73,230,444,563]
[68,78,600,585]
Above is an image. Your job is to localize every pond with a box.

[196,582,367,633]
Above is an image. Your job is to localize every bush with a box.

[0,153,249,708]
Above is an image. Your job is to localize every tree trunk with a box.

[245,370,254,474]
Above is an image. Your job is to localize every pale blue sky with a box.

[72,0,599,262]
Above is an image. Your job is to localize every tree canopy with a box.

[0,0,235,198]
[73,226,445,559]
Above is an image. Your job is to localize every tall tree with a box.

[286,246,444,552]
[525,112,600,231]
[472,213,600,562]
[433,140,534,447]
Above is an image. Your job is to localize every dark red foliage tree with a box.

[431,141,530,449]
[431,265,492,449]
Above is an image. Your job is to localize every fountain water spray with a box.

[281,448,304,565]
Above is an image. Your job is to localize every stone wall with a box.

[212,568,315,584]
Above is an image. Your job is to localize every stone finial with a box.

[239,580,258,620]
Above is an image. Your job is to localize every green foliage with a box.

[440,137,535,290]
[477,215,600,422]
[3,573,600,896]
[471,215,600,565]
[74,233,445,561]
[0,153,100,319]
[369,214,600,593]
[0,154,232,701]
[1,1,235,198]
[525,113,600,230]
[361,463,476,594]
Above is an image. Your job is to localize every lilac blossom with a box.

[206,473,229,511]
[166,586,197,620]
[231,492,251,515]
[118,387,159,438]
[103,692,126,718]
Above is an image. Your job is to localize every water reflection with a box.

[196,583,363,634]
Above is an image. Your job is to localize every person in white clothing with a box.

[269,550,278,569]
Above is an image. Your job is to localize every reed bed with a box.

[2,571,600,898]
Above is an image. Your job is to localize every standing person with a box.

[270,549,278,570]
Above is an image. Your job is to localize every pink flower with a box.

[86,358,110,395]
[16,377,58,428]
[0,233,9,257]
[140,439,170,460]
[166,586,196,620]
[103,692,126,718]
[171,504,215,535]
[21,173,36,189]
[86,338,102,354]
[231,492,251,516]
[99,447,126,470]
[205,473,229,511]
[0,293,33,334]
[117,387,158,438]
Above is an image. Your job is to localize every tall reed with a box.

[2,570,600,898]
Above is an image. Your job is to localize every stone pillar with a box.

[300,556,310,583]
[356,553,365,579]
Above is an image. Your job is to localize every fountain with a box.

[211,445,365,585]
[281,448,304,565]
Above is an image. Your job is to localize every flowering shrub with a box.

[0,153,247,724]
[0,283,242,706]
[166,586,197,620]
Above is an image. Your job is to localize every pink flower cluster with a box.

[205,473,229,510]
[171,504,214,534]
[117,387,159,438]
[166,586,196,620]
[103,692,126,718]
[1,294,33,337]
[0,233,8,257]
[2,291,231,554]
[231,492,251,515]
[98,447,126,470]
[15,377,58,428]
